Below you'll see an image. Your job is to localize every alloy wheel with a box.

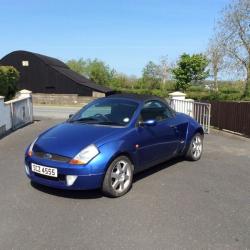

[192,135,202,159]
[111,160,132,193]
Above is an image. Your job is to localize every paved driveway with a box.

[0,119,249,250]
[34,105,81,119]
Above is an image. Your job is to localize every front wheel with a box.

[185,133,203,161]
[102,156,134,198]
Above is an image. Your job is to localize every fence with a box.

[193,102,211,134]
[0,90,33,137]
[170,99,211,133]
[169,99,194,117]
[209,101,250,136]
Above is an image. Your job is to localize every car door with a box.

[136,100,180,171]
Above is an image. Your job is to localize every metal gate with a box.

[170,99,211,133]
[193,102,211,133]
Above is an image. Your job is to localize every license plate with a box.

[31,163,58,178]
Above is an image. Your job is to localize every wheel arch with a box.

[105,151,136,172]
[195,126,204,137]
[182,122,204,156]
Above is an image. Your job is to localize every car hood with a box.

[34,122,123,158]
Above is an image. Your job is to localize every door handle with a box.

[170,125,179,133]
[170,125,177,129]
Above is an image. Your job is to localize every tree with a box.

[159,56,171,83]
[67,58,86,75]
[207,37,225,91]
[67,58,114,86]
[0,66,19,101]
[217,0,250,96]
[110,73,138,89]
[109,73,127,88]
[172,53,209,91]
[85,59,115,86]
[142,61,161,89]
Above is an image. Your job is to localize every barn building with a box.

[0,50,112,96]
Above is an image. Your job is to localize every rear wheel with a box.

[185,133,203,161]
[102,156,134,198]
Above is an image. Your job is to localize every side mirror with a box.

[68,114,74,119]
[139,119,157,127]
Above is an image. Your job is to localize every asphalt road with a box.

[34,105,82,119]
[0,119,249,250]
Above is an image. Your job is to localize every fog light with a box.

[25,164,30,175]
[66,175,77,186]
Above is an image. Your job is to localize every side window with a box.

[140,100,174,122]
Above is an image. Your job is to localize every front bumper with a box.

[25,156,105,190]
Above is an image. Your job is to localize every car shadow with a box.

[133,157,183,182]
[0,120,39,140]
[30,157,184,199]
[30,181,103,199]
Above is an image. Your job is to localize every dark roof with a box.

[32,52,69,68]
[106,93,166,102]
[0,50,112,93]
[0,50,68,68]
[52,65,111,93]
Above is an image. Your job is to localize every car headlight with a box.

[27,137,38,156]
[69,144,99,165]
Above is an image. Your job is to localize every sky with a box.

[0,0,229,76]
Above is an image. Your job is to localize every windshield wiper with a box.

[69,117,98,123]
[94,121,123,126]
[69,118,123,126]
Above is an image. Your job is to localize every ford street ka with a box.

[24,94,204,197]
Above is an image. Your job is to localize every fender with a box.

[89,139,138,175]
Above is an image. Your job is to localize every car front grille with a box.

[33,151,71,163]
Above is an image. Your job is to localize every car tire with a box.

[185,133,203,161]
[102,156,134,198]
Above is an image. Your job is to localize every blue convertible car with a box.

[25,94,204,197]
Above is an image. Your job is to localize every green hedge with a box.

[113,81,249,101]
[0,66,19,101]
[113,87,171,97]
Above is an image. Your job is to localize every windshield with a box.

[69,98,139,126]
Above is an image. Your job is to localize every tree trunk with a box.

[213,66,219,91]
[214,72,218,91]
[244,64,250,97]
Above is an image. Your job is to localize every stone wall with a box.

[32,93,98,105]
[0,90,33,137]
[0,96,11,137]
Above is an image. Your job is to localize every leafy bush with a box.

[172,53,209,91]
[186,90,245,101]
[113,87,170,97]
[112,82,246,101]
[186,91,211,101]
[220,89,240,94]
[188,85,206,92]
[0,66,19,101]
[161,80,176,92]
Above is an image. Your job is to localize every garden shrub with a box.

[0,66,19,101]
